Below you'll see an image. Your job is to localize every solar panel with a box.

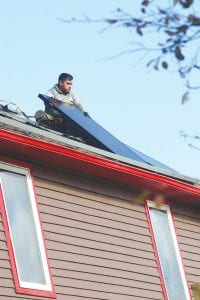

[38,94,173,170]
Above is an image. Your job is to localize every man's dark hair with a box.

[58,73,73,82]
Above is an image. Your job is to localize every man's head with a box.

[58,73,73,93]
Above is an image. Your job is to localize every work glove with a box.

[83,111,90,118]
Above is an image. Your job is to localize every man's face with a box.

[59,79,73,93]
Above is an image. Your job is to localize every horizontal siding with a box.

[33,167,164,299]
[55,278,162,299]
[37,191,148,230]
[1,164,200,299]
[46,239,155,267]
[40,202,150,240]
[46,230,155,262]
[173,204,200,290]
[41,213,153,251]
[35,182,145,219]
[49,250,158,276]
[0,164,164,300]
[33,165,137,201]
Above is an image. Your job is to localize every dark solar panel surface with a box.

[38,94,173,170]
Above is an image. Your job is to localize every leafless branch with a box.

[60,0,200,100]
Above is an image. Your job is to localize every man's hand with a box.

[49,97,62,107]
[83,111,90,117]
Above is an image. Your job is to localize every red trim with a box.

[1,129,200,204]
[145,200,192,300]
[29,167,56,298]
[0,185,20,290]
[145,200,168,299]
[0,160,56,298]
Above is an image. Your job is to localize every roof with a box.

[1,106,200,206]
[0,103,199,186]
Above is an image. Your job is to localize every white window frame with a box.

[0,161,55,295]
[146,200,191,300]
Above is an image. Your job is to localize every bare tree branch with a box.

[61,0,200,101]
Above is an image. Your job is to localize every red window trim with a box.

[145,200,192,300]
[0,157,56,298]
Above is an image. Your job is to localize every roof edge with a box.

[0,114,199,186]
[1,128,200,205]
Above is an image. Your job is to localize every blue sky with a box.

[1,0,200,179]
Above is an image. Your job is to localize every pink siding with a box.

[174,204,200,287]
[0,164,199,299]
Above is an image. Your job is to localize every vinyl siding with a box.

[173,204,200,288]
[0,164,199,299]
[35,165,163,300]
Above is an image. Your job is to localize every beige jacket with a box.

[46,84,83,111]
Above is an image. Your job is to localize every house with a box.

[0,99,200,300]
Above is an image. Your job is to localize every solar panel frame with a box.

[38,94,173,170]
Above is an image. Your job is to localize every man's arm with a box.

[47,88,67,106]
[71,92,84,112]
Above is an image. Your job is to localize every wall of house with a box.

[0,162,200,299]
[173,202,200,298]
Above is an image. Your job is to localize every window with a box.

[0,160,56,298]
[145,200,191,300]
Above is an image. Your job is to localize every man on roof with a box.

[47,73,83,111]
[45,72,90,117]
[36,72,89,133]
